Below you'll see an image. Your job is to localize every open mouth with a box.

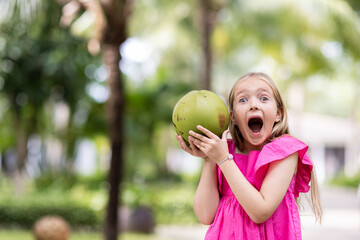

[248,117,263,133]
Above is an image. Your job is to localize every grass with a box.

[0,229,171,240]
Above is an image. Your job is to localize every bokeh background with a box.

[0,0,359,239]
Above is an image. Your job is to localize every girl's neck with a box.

[240,140,270,155]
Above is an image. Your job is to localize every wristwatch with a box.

[218,154,233,166]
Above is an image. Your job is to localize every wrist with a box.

[217,154,233,166]
[203,157,214,164]
[203,158,217,169]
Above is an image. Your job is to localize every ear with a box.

[275,108,282,123]
[230,109,236,125]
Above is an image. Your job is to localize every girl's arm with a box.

[193,159,220,225]
[190,126,298,224]
[176,135,220,224]
[219,152,297,223]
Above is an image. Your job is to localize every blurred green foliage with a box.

[0,229,170,240]
[33,171,107,191]
[0,200,99,229]
[330,171,360,188]
[0,0,102,170]
[122,181,198,225]
[0,173,198,229]
[0,0,360,232]
[0,174,101,229]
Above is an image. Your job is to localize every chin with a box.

[246,136,270,150]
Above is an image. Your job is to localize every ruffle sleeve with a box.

[254,135,313,197]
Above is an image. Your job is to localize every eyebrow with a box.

[257,88,272,94]
[235,87,272,96]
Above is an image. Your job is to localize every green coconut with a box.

[172,90,229,144]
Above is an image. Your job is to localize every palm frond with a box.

[0,0,42,24]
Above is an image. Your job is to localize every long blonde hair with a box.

[228,72,323,223]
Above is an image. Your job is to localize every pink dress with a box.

[204,135,313,240]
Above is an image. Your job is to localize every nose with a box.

[249,98,259,111]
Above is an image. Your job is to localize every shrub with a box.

[122,182,198,225]
[34,172,78,191]
[0,198,100,229]
[330,172,360,188]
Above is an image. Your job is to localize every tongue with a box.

[250,123,262,133]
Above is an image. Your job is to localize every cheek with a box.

[233,111,248,130]
[272,106,281,121]
[266,108,280,125]
[232,107,246,122]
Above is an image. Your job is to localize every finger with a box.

[176,135,186,146]
[189,130,210,143]
[188,136,196,149]
[176,135,186,149]
[191,137,205,151]
[177,135,192,152]
[189,137,209,159]
[189,136,203,152]
[197,125,218,139]
[222,129,230,140]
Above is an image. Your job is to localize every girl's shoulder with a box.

[267,134,308,154]
[271,134,307,144]
[255,134,313,196]
[257,134,311,168]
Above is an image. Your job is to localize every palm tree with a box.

[58,1,133,239]
[200,0,222,90]
[0,0,42,23]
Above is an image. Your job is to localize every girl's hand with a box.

[189,125,230,164]
[176,134,208,159]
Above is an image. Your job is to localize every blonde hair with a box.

[228,72,323,223]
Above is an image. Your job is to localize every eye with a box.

[239,97,247,103]
[260,96,269,101]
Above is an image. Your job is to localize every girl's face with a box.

[230,77,281,153]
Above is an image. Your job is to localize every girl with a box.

[176,72,322,240]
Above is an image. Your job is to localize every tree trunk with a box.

[58,1,131,238]
[10,98,28,195]
[14,119,27,195]
[99,1,131,239]
[200,0,216,91]
[14,117,27,171]
[102,43,125,240]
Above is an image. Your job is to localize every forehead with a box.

[234,76,274,94]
